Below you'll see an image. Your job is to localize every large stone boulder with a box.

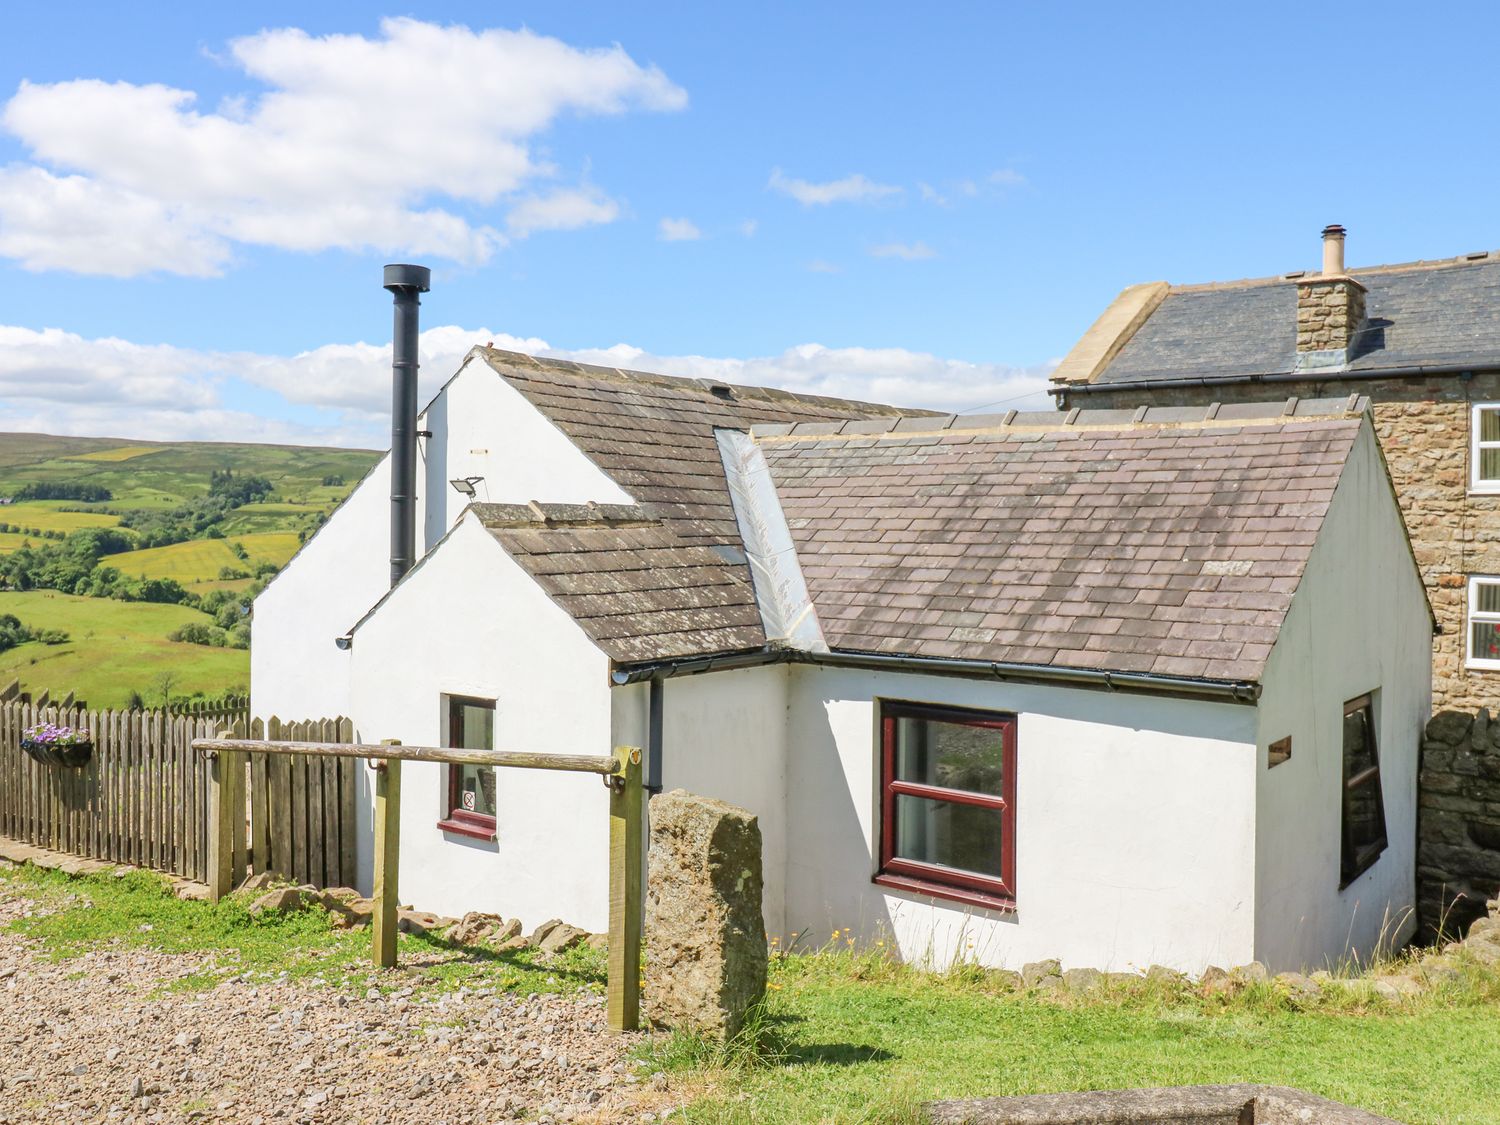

[646,790,767,1039]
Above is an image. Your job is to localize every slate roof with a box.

[750,400,1370,682]
[1075,254,1500,387]
[478,348,928,546]
[471,502,766,664]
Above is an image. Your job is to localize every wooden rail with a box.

[193,730,645,1032]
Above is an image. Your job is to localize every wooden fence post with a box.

[206,723,245,902]
[372,740,402,970]
[607,745,644,1032]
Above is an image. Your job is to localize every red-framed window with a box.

[1340,693,1387,887]
[876,700,1016,911]
[436,695,497,842]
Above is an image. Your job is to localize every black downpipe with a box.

[383,264,431,588]
[647,677,664,794]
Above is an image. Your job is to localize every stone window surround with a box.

[1468,402,1500,494]
[875,699,1017,913]
[1464,575,1500,671]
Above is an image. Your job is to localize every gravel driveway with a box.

[0,864,674,1124]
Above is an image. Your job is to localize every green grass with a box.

[639,949,1500,1125]
[0,501,120,532]
[0,863,607,1001]
[103,531,301,584]
[0,590,245,707]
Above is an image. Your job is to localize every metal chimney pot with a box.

[383,263,431,588]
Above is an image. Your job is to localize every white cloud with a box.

[768,168,901,206]
[657,217,702,242]
[989,168,1027,187]
[869,241,936,261]
[506,186,619,237]
[0,322,1055,447]
[917,182,947,207]
[0,18,686,276]
[805,260,842,274]
[739,219,758,238]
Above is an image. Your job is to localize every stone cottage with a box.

[1050,226,1500,711]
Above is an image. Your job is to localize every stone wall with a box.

[1419,709,1500,935]
[1058,373,1500,711]
[1295,277,1366,353]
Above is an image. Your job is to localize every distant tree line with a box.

[9,482,112,502]
[118,469,274,549]
[0,524,66,540]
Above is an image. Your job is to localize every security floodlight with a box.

[449,476,484,497]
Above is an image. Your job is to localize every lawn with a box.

[69,445,162,462]
[3,864,1497,1124]
[103,531,302,585]
[0,590,245,707]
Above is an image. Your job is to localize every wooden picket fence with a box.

[0,701,356,888]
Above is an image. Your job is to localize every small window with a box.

[876,700,1016,910]
[1467,576,1500,671]
[1471,404,1500,492]
[438,696,496,841]
[1340,694,1387,887]
[1268,736,1292,767]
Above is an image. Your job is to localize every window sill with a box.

[1465,661,1500,673]
[874,872,1015,915]
[436,817,496,842]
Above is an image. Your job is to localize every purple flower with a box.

[22,723,91,747]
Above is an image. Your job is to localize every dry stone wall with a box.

[1419,709,1500,934]
[1059,374,1500,711]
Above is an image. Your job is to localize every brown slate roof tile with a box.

[754,410,1367,683]
[471,502,767,663]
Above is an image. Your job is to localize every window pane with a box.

[1481,408,1500,443]
[894,715,1004,796]
[1481,447,1500,482]
[456,763,497,817]
[452,700,495,819]
[1476,582,1500,616]
[1342,707,1376,781]
[893,793,1003,878]
[1345,775,1383,853]
[1473,620,1500,663]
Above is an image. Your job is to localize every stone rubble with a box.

[0,867,671,1124]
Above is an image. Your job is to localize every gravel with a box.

[0,868,675,1123]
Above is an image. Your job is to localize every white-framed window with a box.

[1470,404,1500,493]
[1467,576,1500,671]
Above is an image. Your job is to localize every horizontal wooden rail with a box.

[192,738,621,775]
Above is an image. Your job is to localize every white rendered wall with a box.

[783,665,1259,973]
[253,353,630,725]
[251,453,389,722]
[611,665,791,937]
[416,356,631,552]
[1252,420,1431,971]
[347,515,615,928]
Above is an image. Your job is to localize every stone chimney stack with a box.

[1296,224,1366,360]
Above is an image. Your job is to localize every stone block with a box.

[645,789,767,1039]
[1021,959,1061,988]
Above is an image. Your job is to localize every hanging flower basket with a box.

[20,723,93,768]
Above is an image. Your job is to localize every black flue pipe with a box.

[383,263,431,588]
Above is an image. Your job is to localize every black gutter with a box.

[610,646,1260,704]
[1055,360,1496,398]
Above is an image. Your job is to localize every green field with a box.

[0,590,246,707]
[0,501,121,532]
[0,431,376,704]
[104,531,303,585]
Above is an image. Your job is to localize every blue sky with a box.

[2,3,1498,446]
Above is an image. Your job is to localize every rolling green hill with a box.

[0,432,379,706]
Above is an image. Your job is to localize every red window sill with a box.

[436,817,496,842]
[874,872,1015,915]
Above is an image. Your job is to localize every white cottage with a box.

[254,348,1432,974]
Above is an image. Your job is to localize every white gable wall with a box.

[252,355,630,725]
[416,356,631,552]
[347,514,614,929]
[1252,420,1430,970]
[611,665,792,938]
[783,665,1259,973]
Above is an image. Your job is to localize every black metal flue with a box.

[383,263,431,588]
